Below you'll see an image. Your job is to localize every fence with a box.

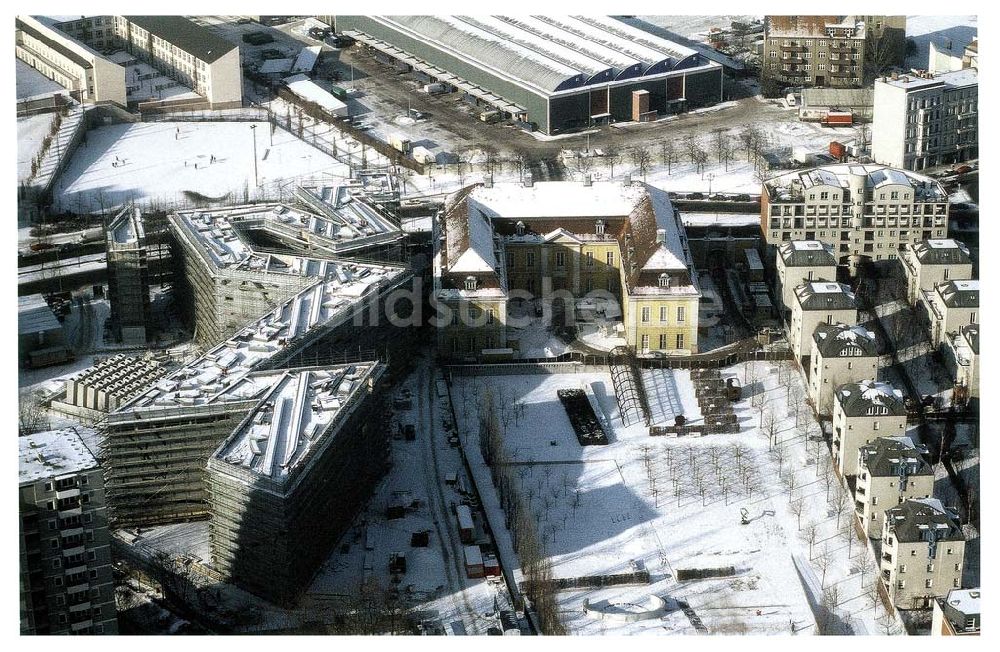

[520,570,651,593]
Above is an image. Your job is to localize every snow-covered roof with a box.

[910,239,971,265]
[764,164,947,203]
[794,282,856,311]
[346,15,710,96]
[778,240,836,267]
[282,74,347,114]
[20,427,99,485]
[107,204,144,245]
[944,589,981,618]
[937,279,979,308]
[765,15,865,39]
[859,436,932,478]
[879,67,977,91]
[885,498,963,543]
[813,322,877,358]
[260,58,294,74]
[211,364,379,483]
[291,46,321,74]
[835,379,906,417]
[470,180,648,219]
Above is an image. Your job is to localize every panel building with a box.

[106,206,151,346]
[871,69,978,171]
[434,179,699,357]
[334,15,723,134]
[762,16,905,88]
[19,428,117,635]
[761,164,950,269]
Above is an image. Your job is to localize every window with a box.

[641,334,649,350]
[48,520,57,531]
[526,252,535,267]
[927,563,934,572]
[641,307,651,322]
[464,277,477,291]
[677,306,686,323]
[555,251,565,267]
[659,334,667,349]
[897,580,906,589]
[676,333,685,349]
[51,558,61,569]
[606,251,614,266]
[487,310,494,324]
[586,251,594,267]
[659,307,668,322]
[44,482,52,492]
[925,579,933,588]
[595,220,605,236]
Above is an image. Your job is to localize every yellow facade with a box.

[625,295,701,353]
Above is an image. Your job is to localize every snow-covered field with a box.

[52,121,351,213]
[17,113,56,182]
[906,15,978,70]
[451,362,902,635]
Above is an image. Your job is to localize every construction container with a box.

[464,545,484,578]
[389,135,411,154]
[329,85,349,101]
[483,553,501,577]
[456,504,474,543]
[423,82,448,94]
[479,110,501,123]
[823,111,853,126]
[829,140,846,159]
[411,146,436,165]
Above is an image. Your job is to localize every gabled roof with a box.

[937,280,979,308]
[910,239,971,265]
[779,240,837,267]
[813,322,877,358]
[124,15,237,64]
[835,379,906,417]
[885,498,964,543]
[859,437,932,478]
[794,282,856,311]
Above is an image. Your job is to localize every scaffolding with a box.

[106,205,152,345]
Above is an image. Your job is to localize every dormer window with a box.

[658,273,670,288]
[516,221,525,236]
[464,276,477,291]
[595,220,605,236]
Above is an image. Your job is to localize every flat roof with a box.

[124,15,236,63]
[18,294,62,336]
[282,74,347,114]
[880,67,978,91]
[20,427,99,485]
[16,59,68,100]
[212,364,377,481]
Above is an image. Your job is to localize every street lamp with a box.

[250,124,259,187]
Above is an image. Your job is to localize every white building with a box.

[932,588,981,635]
[832,379,907,477]
[901,239,973,306]
[856,436,934,538]
[880,498,965,610]
[761,164,950,269]
[808,321,878,417]
[920,279,979,347]
[871,69,978,171]
[775,240,837,315]
[788,281,857,362]
[942,324,979,403]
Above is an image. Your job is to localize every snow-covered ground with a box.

[52,121,352,213]
[905,16,978,70]
[17,112,56,182]
[450,362,902,635]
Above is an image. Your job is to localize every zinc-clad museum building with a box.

[332,15,724,134]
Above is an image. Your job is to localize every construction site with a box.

[106,205,152,345]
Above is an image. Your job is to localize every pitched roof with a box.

[779,240,836,267]
[885,498,964,543]
[124,15,236,63]
[910,239,971,265]
[835,379,906,417]
[813,322,877,358]
[794,282,856,311]
[938,280,979,308]
[859,437,932,478]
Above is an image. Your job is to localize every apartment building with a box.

[19,429,117,635]
[855,436,934,538]
[106,206,151,346]
[109,16,242,108]
[871,69,978,172]
[919,279,978,347]
[942,324,978,403]
[901,239,972,306]
[435,179,699,358]
[788,282,857,362]
[880,498,965,610]
[932,588,980,635]
[762,16,905,88]
[15,16,126,106]
[775,240,837,315]
[761,164,950,269]
[832,380,907,477]
[808,322,878,417]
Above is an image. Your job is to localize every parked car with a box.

[688,192,704,200]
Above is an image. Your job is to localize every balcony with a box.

[882,553,893,564]
[855,485,866,496]
[68,601,92,613]
[70,619,93,632]
[55,488,80,500]
[58,507,82,519]
[780,44,807,52]
[62,545,86,558]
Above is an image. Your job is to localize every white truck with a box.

[422,82,448,94]
[411,146,436,165]
[389,134,411,154]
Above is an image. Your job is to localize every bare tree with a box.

[659,139,677,174]
[832,484,851,529]
[815,543,832,588]
[604,146,623,178]
[855,551,877,590]
[19,390,49,436]
[629,145,652,182]
[790,497,806,530]
[802,524,819,559]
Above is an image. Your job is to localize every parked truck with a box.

[422,82,448,94]
[329,84,349,101]
[411,145,436,164]
[479,110,502,123]
[822,111,853,127]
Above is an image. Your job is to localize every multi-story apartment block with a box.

[788,282,857,362]
[856,436,934,538]
[881,499,965,610]
[808,322,878,417]
[15,16,126,106]
[871,69,978,172]
[932,588,980,635]
[108,16,242,108]
[775,240,837,315]
[761,164,950,270]
[919,279,979,347]
[832,380,907,477]
[901,239,973,306]
[762,16,905,88]
[434,179,700,358]
[19,428,118,635]
[106,206,151,346]
[942,324,979,403]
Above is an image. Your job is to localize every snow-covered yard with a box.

[52,121,352,213]
[450,361,903,635]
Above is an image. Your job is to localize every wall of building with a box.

[832,411,908,476]
[857,472,934,538]
[808,345,878,416]
[205,47,243,107]
[777,261,837,314]
[883,536,965,609]
[789,307,856,361]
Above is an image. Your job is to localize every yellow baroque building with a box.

[433,179,700,359]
